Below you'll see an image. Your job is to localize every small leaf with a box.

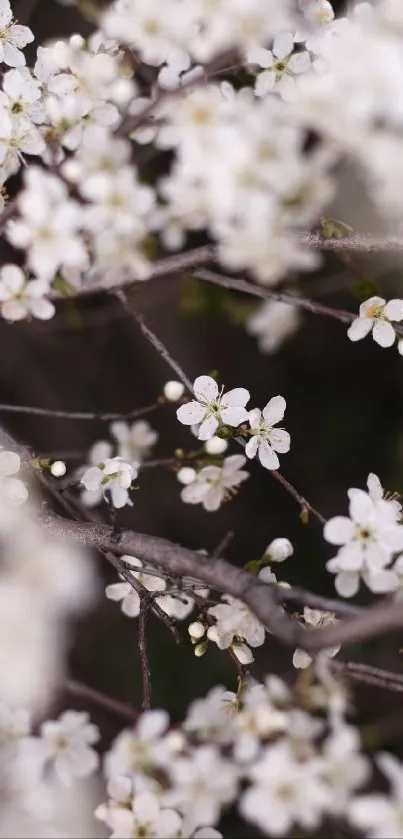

[320,218,354,240]
[52,275,76,297]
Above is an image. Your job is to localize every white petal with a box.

[262,395,286,425]
[360,296,385,316]
[204,486,224,511]
[176,401,206,425]
[110,485,129,508]
[273,32,294,59]
[323,516,355,545]
[349,489,375,524]
[269,428,290,453]
[248,408,262,428]
[292,648,312,669]
[0,451,20,476]
[245,436,259,459]
[347,317,373,342]
[221,387,250,408]
[137,709,169,741]
[384,298,403,321]
[222,454,247,474]
[220,406,249,427]
[29,297,55,320]
[198,415,219,440]
[247,46,273,68]
[372,319,396,348]
[289,51,311,74]
[258,441,280,470]
[193,375,218,403]
[334,571,359,598]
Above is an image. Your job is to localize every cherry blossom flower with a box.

[245,396,290,470]
[177,376,250,441]
[180,454,249,511]
[110,420,158,465]
[347,296,403,348]
[321,726,370,815]
[246,300,302,354]
[240,739,329,835]
[163,745,239,828]
[349,753,403,838]
[105,710,169,779]
[38,710,99,786]
[292,608,340,670]
[207,595,265,662]
[7,167,88,281]
[0,449,28,505]
[0,1,34,67]
[106,556,166,618]
[0,107,44,171]
[324,486,403,597]
[80,456,137,509]
[184,686,235,744]
[0,265,54,322]
[108,789,183,839]
[0,68,44,125]
[248,35,311,102]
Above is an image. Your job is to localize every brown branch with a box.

[331,661,403,694]
[138,595,152,711]
[65,679,139,722]
[197,268,354,324]
[0,402,161,422]
[302,231,403,253]
[39,509,403,653]
[271,470,326,526]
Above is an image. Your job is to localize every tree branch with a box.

[39,509,403,653]
[65,679,139,722]
[0,402,161,422]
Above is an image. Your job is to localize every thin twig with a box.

[274,585,361,617]
[138,595,152,711]
[271,470,326,526]
[118,292,193,392]
[213,530,235,557]
[0,402,161,422]
[65,679,139,722]
[331,661,403,693]
[197,268,354,324]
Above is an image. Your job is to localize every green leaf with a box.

[320,218,354,240]
[52,275,76,297]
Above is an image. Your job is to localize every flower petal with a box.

[334,571,359,598]
[193,375,218,403]
[323,516,355,546]
[384,298,403,321]
[221,387,250,408]
[248,408,262,428]
[347,317,373,342]
[349,489,375,524]
[245,437,259,459]
[176,401,206,426]
[258,441,280,470]
[372,319,396,347]
[269,428,290,453]
[220,406,249,427]
[262,395,286,426]
[198,414,219,440]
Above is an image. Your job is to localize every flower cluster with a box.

[324,473,403,597]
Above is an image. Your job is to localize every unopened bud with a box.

[204,436,228,455]
[177,467,196,486]
[163,380,185,401]
[50,460,67,478]
[265,538,293,563]
[194,640,208,657]
[188,621,205,641]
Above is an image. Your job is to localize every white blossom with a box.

[180,454,249,511]
[246,300,302,354]
[108,789,182,838]
[0,1,34,67]
[349,753,403,838]
[37,710,99,786]
[105,710,169,779]
[248,35,311,102]
[207,595,265,662]
[321,725,370,815]
[177,375,250,441]
[0,265,54,322]
[325,485,403,597]
[81,457,137,509]
[163,745,239,829]
[292,608,340,670]
[246,396,290,470]
[240,739,329,835]
[0,449,28,506]
[110,420,158,465]
[347,297,403,348]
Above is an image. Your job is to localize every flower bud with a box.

[163,380,185,401]
[232,642,254,665]
[194,640,208,657]
[204,436,228,455]
[188,621,205,641]
[177,467,196,486]
[266,538,293,563]
[50,460,67,478]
